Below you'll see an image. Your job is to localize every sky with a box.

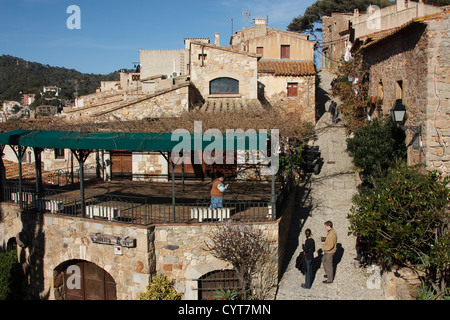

[0,0,316,75]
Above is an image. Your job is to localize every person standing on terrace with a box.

[210,172,229,209]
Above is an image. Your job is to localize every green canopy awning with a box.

[0,129,268,152]
[0,129,32,146]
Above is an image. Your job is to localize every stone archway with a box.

[54,260,117,300]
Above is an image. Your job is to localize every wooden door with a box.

[110,151,132,178]
[169,150,238,180]
[169,150,205,180]
[198,269,240,300]
[63,261,117,300]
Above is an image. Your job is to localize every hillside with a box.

[0,55,125,103]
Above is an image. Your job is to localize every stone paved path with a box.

[275,70,385,300]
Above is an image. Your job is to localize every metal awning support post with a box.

[0,145,5,202]
[181,163,185,193]
[11,145,27,209]
[33,148,44,199]
[159,151,176,221]
[271,172,276,220]
[72,149,92,218]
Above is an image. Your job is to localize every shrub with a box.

[139,274,182,300]
[213,288,239,300]
[330,55,370,133]
[346,116,406,176]
[348,163,449,296]
[0,249,22,300]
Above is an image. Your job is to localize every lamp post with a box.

[391,99,422,148]
[391,99,406,124]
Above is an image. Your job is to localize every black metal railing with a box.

[1,181,277,225]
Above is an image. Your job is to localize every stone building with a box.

[321,0,445,68]
[321,12,353,71]
[353,10,450,175]
[0,19,311,302]
[189,40,260,101]
[230,18,317,123]
[0,195,285,300]
[57,19,317,182]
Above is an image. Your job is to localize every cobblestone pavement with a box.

[275,70,385,300]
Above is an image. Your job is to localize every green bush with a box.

[0,249,22,300]
[346,116,407,176]
[139,274,182,300]
[348,163,449,295]
[213,288,239,300]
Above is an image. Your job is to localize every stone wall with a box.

[189,42,259,100]
[153,221,279,300]
[1,202,282,300]
[423,14,450,176]
[132,151,168,181]
[321,13,352,71]
[364,23,428,167]
[364,14,450,175]
[101,84,189,121]
[0,203,23,251]
[258,74,316,123]
[43,214,154,300]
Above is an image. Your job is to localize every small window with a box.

[287,83,298,97]
[257,47,264,55]
[198,54,207,61]
[55,148,65,160]
[281,45,290,59]
[377,80,384,104]
[210,77,239,94]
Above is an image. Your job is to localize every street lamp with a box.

[391,99,406,124]
[391,99,422,149]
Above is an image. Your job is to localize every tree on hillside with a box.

[0,55,122,102]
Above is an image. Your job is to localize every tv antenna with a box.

[242,9,251,27]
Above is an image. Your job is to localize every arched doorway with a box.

[6,237,17,251]
[197,269,240,300]
[55,260,117,300]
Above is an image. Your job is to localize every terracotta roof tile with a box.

[258,60,316,76]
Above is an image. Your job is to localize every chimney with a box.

[417,0,424,17]
[396,0,406,12]
[215,33,220,46]
[353,8,359,18]
[254,18,267,37]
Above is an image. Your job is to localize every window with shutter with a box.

[281,45,290,59]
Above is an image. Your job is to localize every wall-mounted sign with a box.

[114,245,123,255]
[89,233,136,248]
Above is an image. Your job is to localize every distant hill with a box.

[0,55,128,103]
